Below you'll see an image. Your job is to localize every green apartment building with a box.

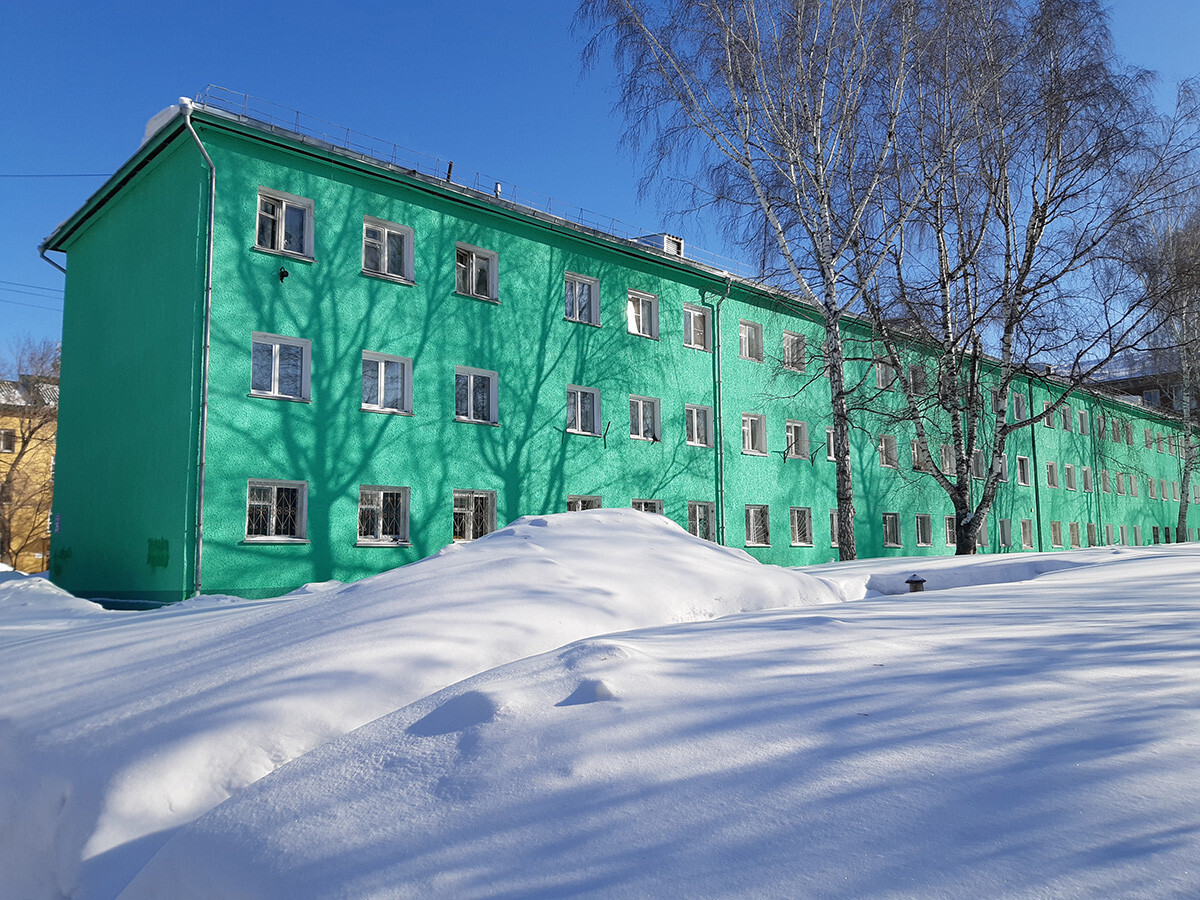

[40,91,1200,602]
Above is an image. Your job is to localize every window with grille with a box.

[745,505,770,546]
[245,479,306,541]
[632,498,664,514]
[567,495,602,512]
[452,489,495,541]
[790,507,813,546]
[688,501,716,541]
[358,486,410,544]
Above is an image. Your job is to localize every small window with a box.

[1144,388,1161,406]
[1064,463,1076,490]
[971,449,986,479]
[683,304,711,350]
[361,352,412,414]
[455,243,498,301]
[1169,435,1177,455]
[830,509,839,547]
[976,516,988,548]
[1042,401,1054,428]
[745,504,770,546]
[1070,522,1081,548]
[1149,477,1158,499]
[357,486,410,545]
[940,444,954,474]
[455,366,499,424]
[627,290,659,338]
[945,515,957,546]
[632,498,664,514]
[1078,410,1088,433]
[251,332,311,401]
[743,414,767,454]
[1097,413,1106,437]
[826,427,836,461]
[1060,406,1072,431]
[882,512,902,547]
[246,479,307,541]
[1157,432,1165,453]
[1017,456,1031,486]
[1014,393,1028,421]
[566,386,601,435]
[1131,476,1139,498]
[0,429,13,453]
[1145,427,1153,449]
[1082,466,1094,492]
[909,365,927,395]
[912,440,934,473]
[1021,518,1034,549]
[567,495,602,512]
[991,389,1006,415]
[1119,524,1129,545]
[256,188,313,258]
[1133,525,1143,546]
[1050,521,1063,548]
[565,273,600,325]
[1173,481,1180,501]
[782,332,806,371]
[915,513,932,547]
[452,489,496,541]
[1101,470,1111,493]
[790,507,814,546]
[630,395,661,441]
[688,501,716,541]
[685,404,713,447]
[739,320,764,362]
[1087,523,1098,546]
[995,453,1009,482]
[1112,419,1121,443]
[1046,461,1059,488]
[786,420,810,459]
[999,519,1012,548]
[1162,478,1169,499]
[876,360,897,390]
[362,216,414,282]
[879,435,898,468]
[1126,422,1135,446]
[1153,526,1162,543]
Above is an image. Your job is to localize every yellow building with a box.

[0,376,57,573]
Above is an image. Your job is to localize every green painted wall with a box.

[47,110,1200,601]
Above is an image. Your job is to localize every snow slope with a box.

[0,510,829,899]
[121,545,1200,899]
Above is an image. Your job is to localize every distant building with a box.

[0,375,57,572]
[39,90,1200,603]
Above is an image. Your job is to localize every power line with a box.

[0,280,63,294]
[0,286,64,301]
[0,296,63,314]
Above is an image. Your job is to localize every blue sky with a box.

[2,0,1197,351]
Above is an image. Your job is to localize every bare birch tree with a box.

[862,0,1199,552]
[579,0,942,559]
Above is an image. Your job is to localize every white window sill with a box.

[739,356,764,363]
[743,449,768,456]
[791,543,814,548]
[883,543,903,548]
[684,343,711,352]
[687,441,713,449]
[916,543,932,548]
[628,331,659,340]
[782,365,805,373]
[356,540,412,548]
[362,269,415,286]
[252,245,315,263]
[455,291,500,305]
[249,392,311,403]
[242,538,310,545]
[566,317,602,328]
[362,406,414,416]
[567,428,601,437]
[746,542,770,548]
[456,417,500,427]
[630,435,660,442]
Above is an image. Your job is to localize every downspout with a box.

[714,275,733,545]
[1027,378,1044,551]
[39,248,68,275]
[181,98,216,597]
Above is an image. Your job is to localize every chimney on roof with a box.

[637,233,685,258]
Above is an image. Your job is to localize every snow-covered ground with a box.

[3,510,1199,898]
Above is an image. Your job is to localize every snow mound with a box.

[0,509,831,899]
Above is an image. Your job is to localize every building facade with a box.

[41,94,1200,603]
[0,376,57,573]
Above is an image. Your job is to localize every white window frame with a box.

[782,331,806,371]
[1088,523,1098,547]
[1042,401,1055,428]
[742,413,767,455]
[455,242,499,301]
[909,365,928,395]
[455,365,499,425]
[1064,463,1076,491]
[688,501,716,541]
[999,519,1012,548]
[1102,469,1111,494]
[632,498,664,514]
[566,385,601,436]
[1021,518,1034,549]
[882,512,902,547]
[830,509,839,547]
[826,427,836,461]
[915,513,933,547]
[357,485,411,546]
[790,507,814,546]
[683,304,711,351]
[1060,406,1072,431]
[1014,393,1028,421]
[995,453,1009,482]
[361,351,413,414]
[876,360,897,390]
[879,434,899,469]
[685,404,714,448]
[362,216,414,282]
[786,420,810,459]
[1078,410,1088,433]
[627,290,659,339]
[945,515,957,546]
[452,489,496,541]
[1133,525,1142,546]
[971,449,986,479]
[1016,456,1031,486]
[1069,522,1081,548]
[745,504,770,546]
[251,332,311,402]
[567,495,602,512]
[1046,460,1059,489]
[1146,427,1154,449]
[629,395,661,441]
[0,429,13,453]
[564,272,600,325]
[1050,521,1063,548]
[940,444,955,474]
[1083,466,1094,492]
[245,479,308,542]
[912,440,933,473]
[1149,477,1158,499]
[739,320,764,362]
[255,187,314,259]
